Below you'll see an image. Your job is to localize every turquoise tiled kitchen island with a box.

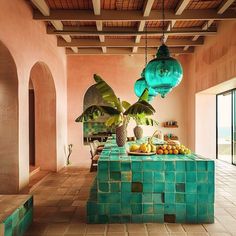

[87,138,214,224]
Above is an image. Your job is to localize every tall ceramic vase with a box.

[133,125,143,140]
[116,124,127,147]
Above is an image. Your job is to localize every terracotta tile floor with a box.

[24,160,236,236]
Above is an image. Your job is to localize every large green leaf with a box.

[94,74,122,111]
[138,88,149,102]
[139,117,159,126]
[75,105,119,122]
[105,114,123,127]
[122,100,131,110]
[124,101,155,116]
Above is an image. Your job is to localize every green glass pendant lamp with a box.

[134,24,158,102]
[144,0,183,98]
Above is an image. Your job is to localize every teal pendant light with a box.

[134,23,158,102]
[144,0,183,98]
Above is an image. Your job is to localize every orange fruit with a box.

[157,149,164,155]
[173,149,179,155]
[169,150,173,154]
[167,145,172,150]
[164,149,169,155]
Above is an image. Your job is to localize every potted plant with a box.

[75,74,157,147]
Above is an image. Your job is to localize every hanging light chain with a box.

[145,22,148,67]
[161,0,165,44]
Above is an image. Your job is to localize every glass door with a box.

[233,90,236,164]
[216,91,232,163]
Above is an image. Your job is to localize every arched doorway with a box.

[0,41,19,193]
[29,62,57,172]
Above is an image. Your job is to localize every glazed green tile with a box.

[110,161,121,171]
[165,172,175,182]
[208,204,214,216]
[132,215,143,223]
[176,161,185,171]
[109,193,121,203]
[108,215,120,223]
[121,204,131,214]
[165,161,175,171]
[121,171,132,181]
[131,204,142,214]
[132,172,143,182]
[208,192,214,203]
[153,162,164,171]
[207,161,214,172]
[143,172,154,183]
[165,193,175,203]
[186,161,196,171]
[120,215,131,223]
[197,172,208,182]
[176,204,186,215]
[109,204,121,215]
[154,204,164,214]
[186,214,197,223]
[176,183,185,192]
[153,182,164,192]
[97,204,105,214]
[143,204,154,214]
[98,183,109,192]
[110,171,121,181]
[98,161,109,171]
[164,204,176,214]
[131,193,142,203]
[98,193,109,203]
[143,183,153,192]
[186,172,196,182]
[143,193,153,202]
[153,214,164,223]
[110,182,120,192]
[176,213,186,223]
[198,204,208,216]
[175,193,185,203]
[186,194,197,204]
[197,161,207,171]
[197,214,208,223]
[208,172,214,183]
[143,214,154,223]
[165,183,175,192]
[121,161,131,171]
[132,161,143,171]
[186,182,197,193]
[208,183,214,194]
[176,172,186,183]
[154,172,164,182]
[197,183,208,194]
[121,182,131,192]
[98,171,109,181]
[186,204,197,216]
[153,193,164,203]
[198,194,208,203]
[87,201,97,215]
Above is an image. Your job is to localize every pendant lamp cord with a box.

[145,22,147,67]
[162,0,165,44]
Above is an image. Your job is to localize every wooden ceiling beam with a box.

[33,9,236,21]
[175,0,191,15]
[51,21,71,42]
[57,37,204,47]
[217,0,235,14]
[92,0,106,52]
[47,26,217,37]
[133,0,155,52]
[66,47,194,55]
[31,0,50,16]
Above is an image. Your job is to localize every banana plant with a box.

[75,74,157,128]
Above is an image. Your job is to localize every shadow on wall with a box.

[29,62,57,172]
[0,40,19,193]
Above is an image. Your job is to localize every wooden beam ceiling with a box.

[66,47,194,55]
[33,9,236,22]
[28,0,236,55]
[57,37,204,48]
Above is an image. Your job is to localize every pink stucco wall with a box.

[185,20,236,152]
[67,55,188,166]
[0,0,67,192]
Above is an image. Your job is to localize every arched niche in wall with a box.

[0,41,19,193]
[83,85,114,144]
[29,62,57,171]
